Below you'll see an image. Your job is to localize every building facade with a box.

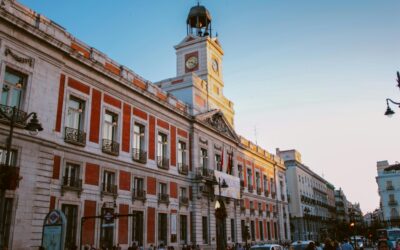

[376,160,400,227]
[276,149,335,242]
[0,1,290,249]
[335,188,349,223]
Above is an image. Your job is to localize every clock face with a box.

[212,59,219,73]
[185,56,198,70]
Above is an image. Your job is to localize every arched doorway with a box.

[215,199,227,250]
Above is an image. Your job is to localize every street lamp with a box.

[384,71,400,117]
[0,106,43,248]
[214,177,228,250]
[304,207,311,240]
[350,209,356,249]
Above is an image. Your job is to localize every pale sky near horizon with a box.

[19,0,400,213]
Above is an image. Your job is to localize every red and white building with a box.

[0,1,290,249]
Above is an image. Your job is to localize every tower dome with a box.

[186,4,212,37]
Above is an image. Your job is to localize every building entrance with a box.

[215,199,227,250]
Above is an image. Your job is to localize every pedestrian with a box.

[341,239,353,250]
[324,238,334,250]
[333,240,341,250]
[396,240,400,250]
[377,240,389,250]
[315,242,323,250]
[306,242,316,250]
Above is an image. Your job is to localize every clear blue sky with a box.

[19,0,400,213]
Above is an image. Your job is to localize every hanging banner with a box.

[214,170,241,199]
[170,213,177,235]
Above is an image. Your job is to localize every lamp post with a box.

[304,207,311,240]
[0,106,43,248]
[350,209,356,249]
[384,71,400,117]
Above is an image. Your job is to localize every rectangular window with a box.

[202,216,208,243]
[62,204,78,249]
[273,222,277,240]
[215,154,222,171]
[0,148,17,166]
[102,171,115,193]
[231,218,235,242]
[190,212,195,243]
[263,175,268,192]
[250,221,255,241]
[238,165,243,180]
[1,198,13,248]
[103,111,118,141]
[132,211,144,245]
[180,215,187,243]
[2,67,26,108]
[133,123,145,152]
[178,141,186,165]
[67,96,85,130]
[158,213,168,245]
[133,177,145,199]
[270,178,275,193]
[159,183,167,195]
[259,220,264,240]
[200,148,208,169]
[267,222,271,240]
[241,220,246,240]
[63,163,80,188]
[180,187,187,198]
[247,169,252,189]
[256,172,260,190]
[157,132,168,158]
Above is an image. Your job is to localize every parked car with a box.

[250,244,284,250]
[290,241,315,250]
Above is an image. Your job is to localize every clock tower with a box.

[155,4,235,127]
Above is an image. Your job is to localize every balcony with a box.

[240,201,246,212]
[179,196,189,206]
[158,193,170,205]
[250,207,255,216]
[267,211,271,217]
[264,190,269,197]
[257,187,262,195]
[101,183,118,198]
[132,188,146,202]
[389,200,398,206]
[271,192,276,198]
[387,185,395,191]
[132,148,147,164]
[61,177,82,196]
[196,167,215,182]
[102,139,119,156]
[248,185,253,193]
[64,127,86,146]
[0,164,20,190]
[157,156,169,170]
[178,163,189,175]
[281,194,285,201]
[240,180,244,189]
[0,104,27,127]
[258,209,263,216]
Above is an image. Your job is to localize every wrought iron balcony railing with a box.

[258,209,263,216]
[264,190,269,197]
[132,188,146,201]
[61,177,82,196]
[64,127,86,146]
[195,167,215,181]
[102,139,119,156]
[101,183,118,198]
[248,185,253,193]
[250,207,255,216]
[0,164,20,190]
[132,148,147,163]
[281,194,285,201]
[179,196,189,206]
[240,200,246,212]
[271,192,276,198]
[0,104,27,127]
[257,187,262,195]
[389,200,398,206]
[387,185,395,191]
[240,180,244,189]
[157,156,169,170]
[178,163,189,175]
[158,193,170,205]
